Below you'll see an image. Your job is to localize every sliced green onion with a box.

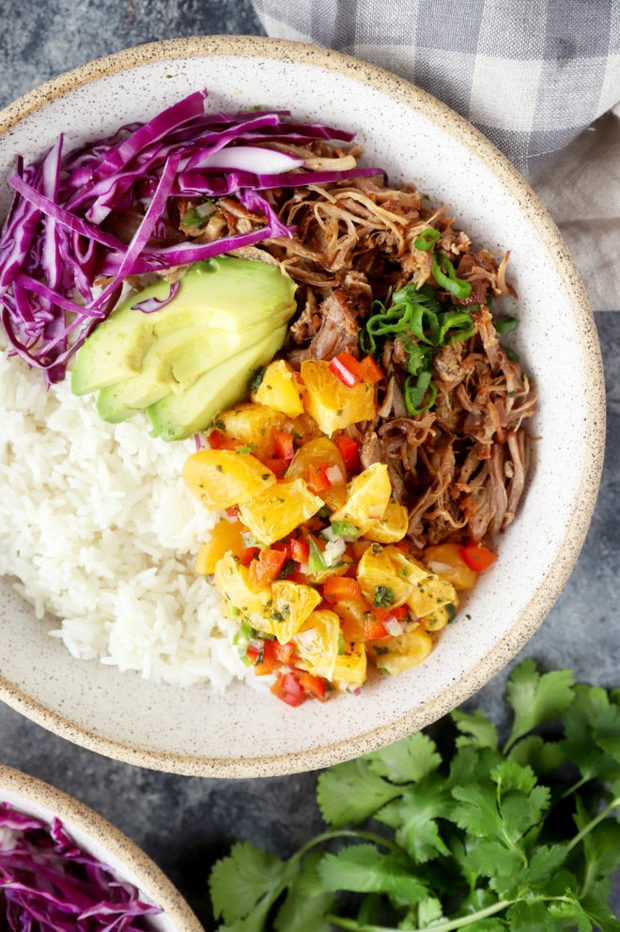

[402,339,433,376]
[414,227,441,251]
[404,370,437,415]
[494,315,518,334]
[360,278,474,417]
[431,253,472,300]
[179,199,216,232]
[437,311,476,345]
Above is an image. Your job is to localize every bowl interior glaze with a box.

[0,36,605,777]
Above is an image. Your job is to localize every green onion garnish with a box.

[414,227,441,251]
[494,315,518,334]
[360,280,476,417]
[431,253,472,300]
[404,370,437,415]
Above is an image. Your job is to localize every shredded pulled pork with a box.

[361,306,537,548]
[180,138,537,552]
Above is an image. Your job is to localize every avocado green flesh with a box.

[70,318,154,394]
[147,328,286,441]
[70,256,297,439]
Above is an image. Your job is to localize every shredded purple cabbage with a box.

[130,280,181,314]
[0,88,384,384]
[0,800,162,930]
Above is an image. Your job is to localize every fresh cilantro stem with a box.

[327,895,603,932]
[327,898,516,931]
[566,795,620,854]
[294,828,401,859]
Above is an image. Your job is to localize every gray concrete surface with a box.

[1,2,618,926]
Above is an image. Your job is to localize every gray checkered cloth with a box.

[251,0,620,309]
[251,0,620,178]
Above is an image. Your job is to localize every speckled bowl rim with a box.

[0,35,606,778]
[0,763,203,929]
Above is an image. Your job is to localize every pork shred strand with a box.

[180,139,537,551]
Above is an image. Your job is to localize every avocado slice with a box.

[147,330,285,441]
[70,256,297,436]
[95,321,240,422]
[70,301,156,394]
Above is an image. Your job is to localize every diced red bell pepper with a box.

[363,613,388,641]
[239,546,260,566]
[329,351,364,387]
[248,547,290,587]
[260,457,289,479]
[305,462,333,493]
[271,671,307,706]
[363,604,408,640]
[297,671,327,701]
[373,604,409,623]
[248,638,297,675]
[246,642,275,675]
[272,640,297,665]
[206,428,227,449]
[358,354,385,384]
[458,542,498,573]
[274,430,295,462]
[289,536,310,564]
[334,434,360,474]
[322,575,362,602]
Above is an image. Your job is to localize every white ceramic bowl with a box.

[0,764,202,929]
[0,36,605,777]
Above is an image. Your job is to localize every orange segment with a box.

[423,542,478,591]
[195,518,246,575]
[182,448,276,510]
[252,358,304,417]
[330,462,392,533]
[213,551,272,622]
[267,579,323,643]
[370,627,434,675]
[285,436,347,510]
[212,402,289,458]
[357,543,413,608]
[363,499,409,543]
[238,477,324,546]
[386,547,459,618]
[300,359,376,435]
[332,640,367,689]
[293,609,341,680]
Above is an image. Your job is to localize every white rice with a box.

[0,345,253,691]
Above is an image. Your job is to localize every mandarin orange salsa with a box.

[182,354,496,705]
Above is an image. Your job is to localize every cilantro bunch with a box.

[209,660,620,931]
